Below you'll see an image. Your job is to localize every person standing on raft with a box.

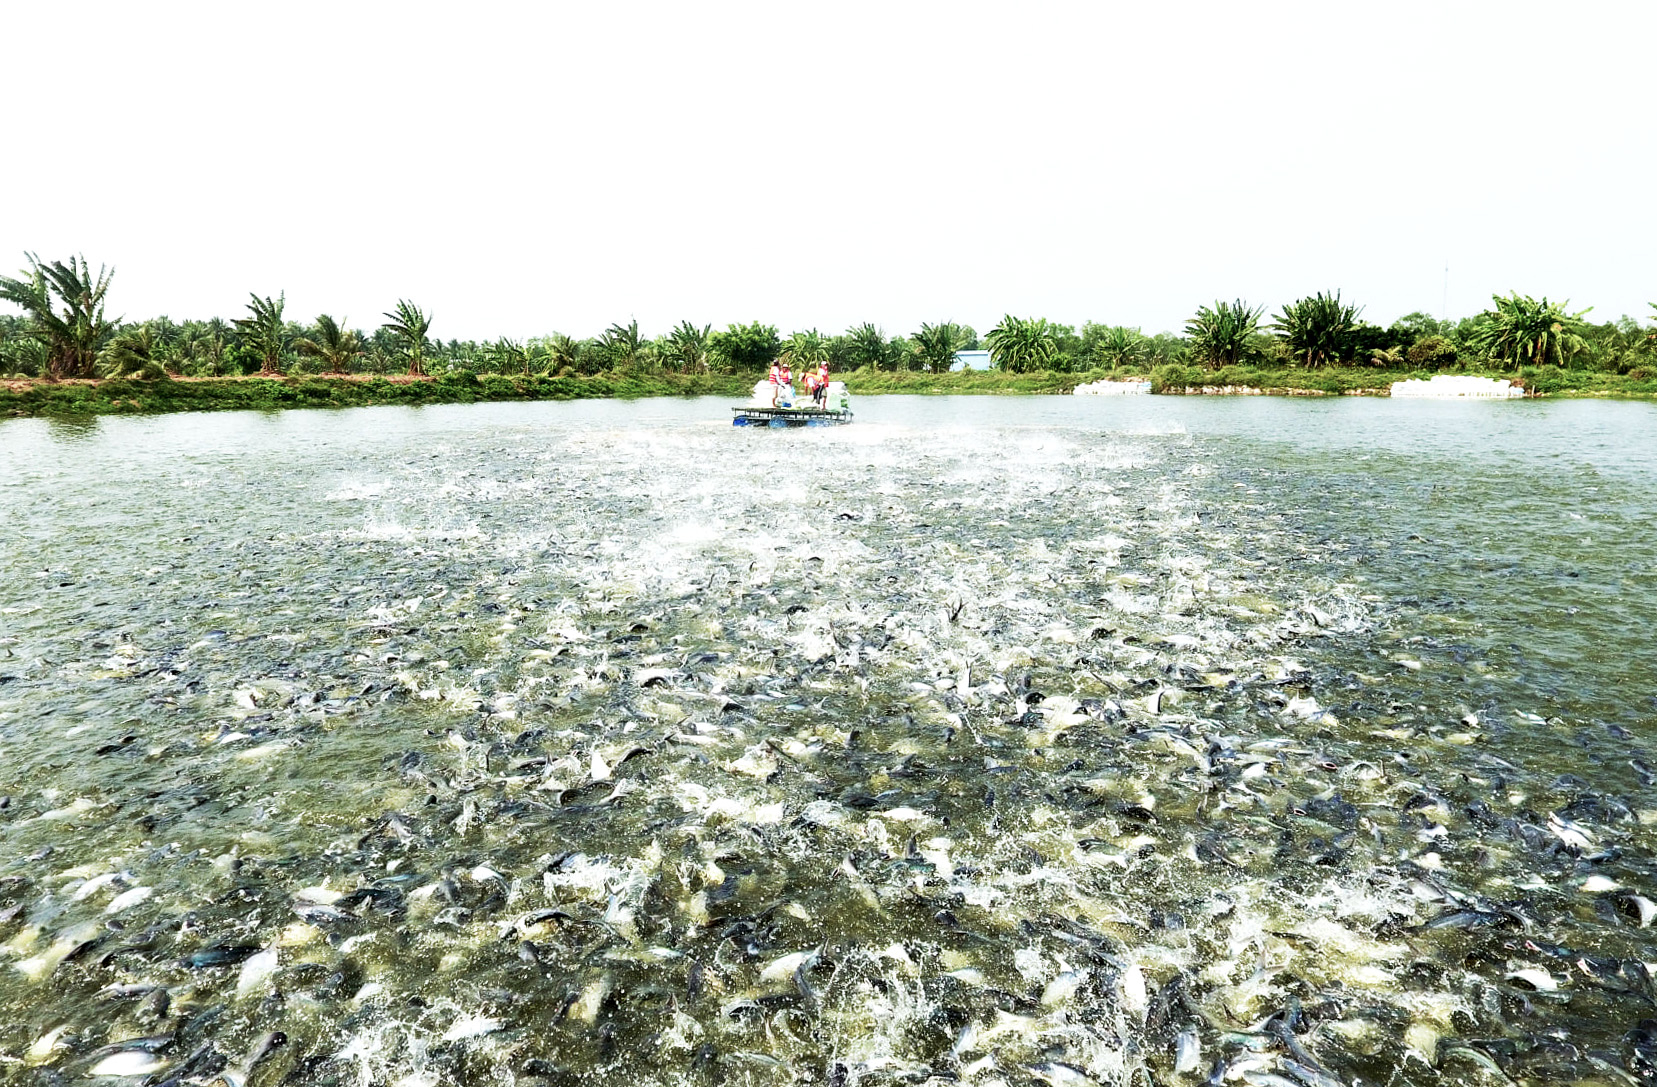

[768,360,793,407]
[813,362,830,407]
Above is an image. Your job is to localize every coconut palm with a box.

[0,253,118,379]
[1185,300,1263,370]
[181,318,232,376]
[662,321,711,373]
[100,323,171,379]
[1467,293,1591,369]
[235,292,288,375]
[381,300,432,376]
[0,327,49,377]
[293,315,361,375]
[490,337,532,375]
[1271,291,1361,368]
[540,333,584,375]
[985,315,1058,373]
[911,322,971,373]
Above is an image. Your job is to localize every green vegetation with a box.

[3,252,1655,416]
[985,316,1059,373]
[1271,292,1361,369]
[0,372,756,418]
[0,254,117,379]
[382,300,433,376]
[235,293,289,376]
[1466,293,1591,369]
[1187,300,1265,369]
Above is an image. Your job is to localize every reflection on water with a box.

[41,415,99,445]
[0,396,1654,1086]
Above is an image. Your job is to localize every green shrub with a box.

[1408,335,1458,369]
[1150,363,1201,392]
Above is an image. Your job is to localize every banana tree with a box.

[662,321,711,373]
[1185,300,1263,370]
[235,292,289,375]
[1082,324,1150,370]
[781,329,830,370]
[845,323,893,371]
[985,315,1058,373]
[1468,293,1591,369]
[598,320,649,371]
[911,322,971,373]
[1271,291,1361,368]
[381,300,432,375]
[0,253,118,379]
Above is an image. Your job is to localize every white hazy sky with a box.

[4,0,1653,342]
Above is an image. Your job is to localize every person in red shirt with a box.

[767,361,784,406]
[814,362,830,407]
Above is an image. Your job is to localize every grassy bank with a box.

[5,365,1655,419]
[834,368,1080,394]
[1148,363,1657,398]
[846,364,1657,398]
[0,371,756,418]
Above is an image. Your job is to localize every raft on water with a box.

[734,378,853,426]
[731,405,854,427]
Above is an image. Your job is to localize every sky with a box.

[3,0,1653,342]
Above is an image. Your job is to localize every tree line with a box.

[2,253,1653,382]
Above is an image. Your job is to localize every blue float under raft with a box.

[732,406,854,428]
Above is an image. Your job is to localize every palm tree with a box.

[662,320,711,373]
[1186,300,1263,370]
[100,323,171,379]
[381,300,432,376]
[540,333,583,375]
[846,323,892,371]
[911,322,971,373]
[1466,293,1591,369]
[493,337,548,376]
[293,315,361,375]
[597,320,647,370]
[235,293,288,375]
[985,315,1058,373]
[182,318,232,376]
[1,335,48,377]
[1084,325,1150,370]
[1271,291,1361,368]
[0,253,118,379]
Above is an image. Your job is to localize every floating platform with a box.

[732,406,854,427]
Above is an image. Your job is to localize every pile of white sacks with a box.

[1389,375,1523,398]
[1072,379,1152,395]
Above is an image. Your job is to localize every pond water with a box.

[0,395,1654,1086]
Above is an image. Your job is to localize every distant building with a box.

[952,350,992,371]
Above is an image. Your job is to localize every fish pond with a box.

[0,395,1654,1087]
